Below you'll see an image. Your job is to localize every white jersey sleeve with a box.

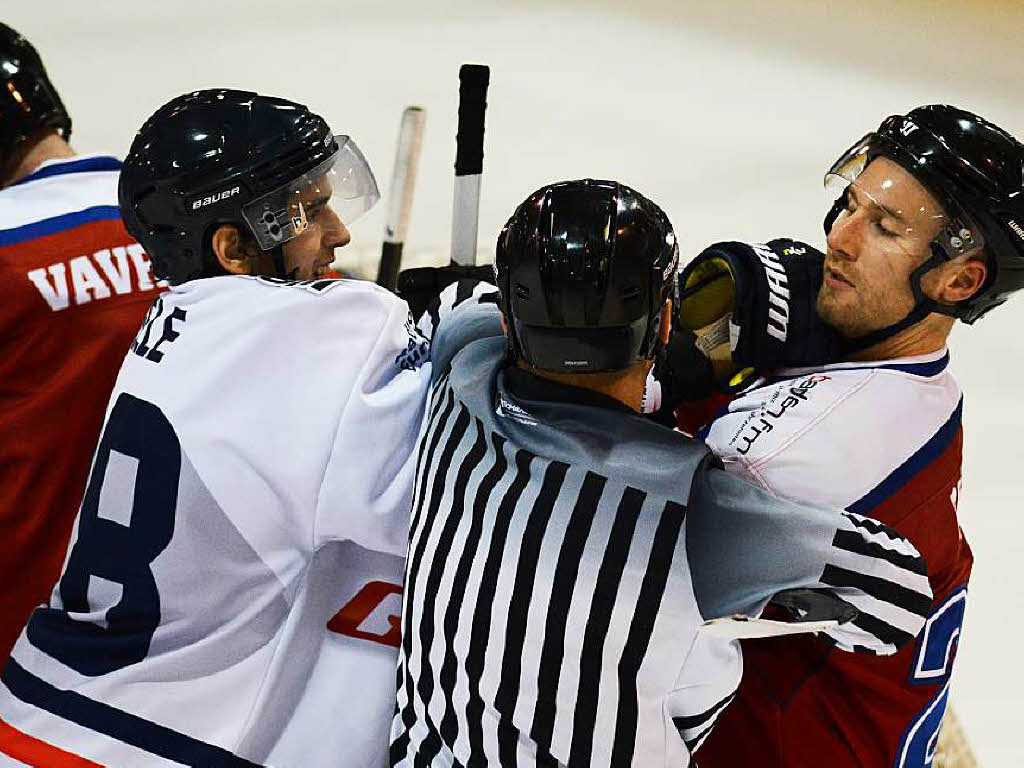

[315,294,430,553]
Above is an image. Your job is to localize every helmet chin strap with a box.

[825,191,960,355]
[839,246,956,354]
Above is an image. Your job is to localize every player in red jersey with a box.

[658,106,1024,767]
[0,23,164,663]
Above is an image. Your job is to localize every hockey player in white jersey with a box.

[0,90,431,768]
[389,179,933,767]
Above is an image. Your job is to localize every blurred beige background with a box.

[7,0,1022,762]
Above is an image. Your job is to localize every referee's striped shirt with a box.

[391,283,932,767]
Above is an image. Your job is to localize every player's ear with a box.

[211,225,252,275]
[660,300,673,344]
[940,252,988,304]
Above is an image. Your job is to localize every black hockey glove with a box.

[396,264,496,320]
[677,238,843,386]
[651,329,717,420]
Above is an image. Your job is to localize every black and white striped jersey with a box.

[391,283,933,768]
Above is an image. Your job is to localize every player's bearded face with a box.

[817,157,947,338]
[280,176,350,279]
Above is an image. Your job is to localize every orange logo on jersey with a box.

[326,581,402,648]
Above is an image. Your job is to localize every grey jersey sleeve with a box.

[420,279,503,382]
[685,461,933,655]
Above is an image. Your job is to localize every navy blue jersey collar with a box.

[12,155,122,187]
[777,347,950,380]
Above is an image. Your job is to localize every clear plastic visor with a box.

[241,135,379,251]
[825,138,982,257]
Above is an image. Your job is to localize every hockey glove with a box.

[397,264,496,320]
[651,329,717,416]
[677,238,843,387]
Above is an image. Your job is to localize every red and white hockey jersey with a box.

[694,347,972,768]
[0,276,432,768]
[0,155,164,664]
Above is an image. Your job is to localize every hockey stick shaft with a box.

[377,106,426,290]
[450,64,490,266]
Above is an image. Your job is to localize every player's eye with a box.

[873,218,900,238]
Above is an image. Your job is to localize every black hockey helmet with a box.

[496,179,679,373]
[118,89,379,285]
[0,23,71,173]
[824,105,1024,335]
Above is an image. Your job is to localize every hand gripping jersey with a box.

[0,276,432,768]
[695,348,971,768]
[389,283,933,768]
[0,156,165,663]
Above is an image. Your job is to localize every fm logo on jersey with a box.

[26,244,164,312]
[731,374,830,455]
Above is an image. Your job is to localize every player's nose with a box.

[826,211,860,262]
[323,205,351,249]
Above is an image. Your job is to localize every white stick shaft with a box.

[384,107,426,245]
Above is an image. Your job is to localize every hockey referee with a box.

[390,179,935,767]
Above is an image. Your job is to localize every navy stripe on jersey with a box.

[775,352,949,382]
[874,351,949,377]
[0,205,122,247]
[848,398,962,516]
[1,659,263,767]
[11,156,122,187]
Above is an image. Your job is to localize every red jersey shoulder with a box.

[1,211,165,325]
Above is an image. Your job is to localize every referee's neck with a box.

[514,358,652,414]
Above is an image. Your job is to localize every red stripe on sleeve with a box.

[0,716,108,768]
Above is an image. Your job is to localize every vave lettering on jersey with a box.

[131,296,187,363]
[26,243,165,311]
[326,580,402,648]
